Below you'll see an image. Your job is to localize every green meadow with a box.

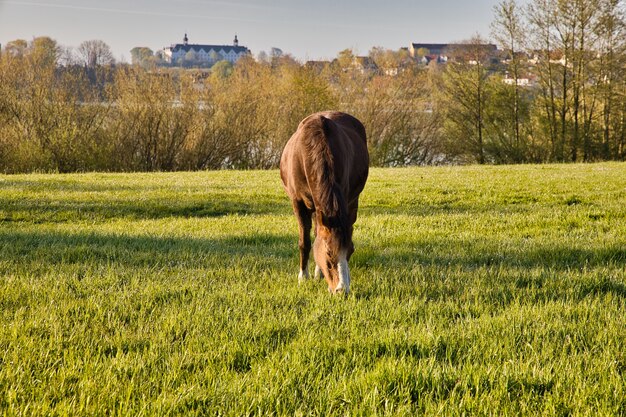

[0,163,625,416]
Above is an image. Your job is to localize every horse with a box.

[280,111,369,295]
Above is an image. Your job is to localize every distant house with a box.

[409,43,451,59]
[163,33,251,67]
[304,60,331,73]
[526,49,572,68]
[503,76,532,87]
[417,54,449,65]
[410,42,498,64]
[501,50,530,65]
[502,70,537,87]
[354,56,378,74]
[330,55,379,75]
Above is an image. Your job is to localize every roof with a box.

[411,43,497,52]
[355,56,377,67]
[168,43,250,54]
[411,43,450,51]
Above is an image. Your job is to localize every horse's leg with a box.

[335,199,359,294]
[314,264,322,279]
[346,198,359,260]
[293,200,312,282]
[312,215,323,279]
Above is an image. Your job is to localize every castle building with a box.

[163,34,250,66]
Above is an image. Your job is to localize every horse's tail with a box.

[301,115,350,242]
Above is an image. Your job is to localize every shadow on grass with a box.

[352,238,626,302]
[0,229,295,269]
[3,226,623,287]
[0,197,290,223]
[1,183,549,224]
[0,174,290,221]
[577,277,626,298]
[353,239,625,273]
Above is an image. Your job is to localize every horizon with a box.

[0,0,518,62]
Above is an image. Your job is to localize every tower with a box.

[233,34,239,47]
[183,33,189,46]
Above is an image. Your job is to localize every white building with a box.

[503,77,531,87]
[163,34,250,66]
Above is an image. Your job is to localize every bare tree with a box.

[594,0,626,159]
[492,0,527,159]
[441,36,496,163]
[77,40,115,68]
[527,0,566,160]
[567,0,601,161]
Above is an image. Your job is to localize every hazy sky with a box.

[0,0,515,62]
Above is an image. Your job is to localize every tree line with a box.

[0,0,625,173]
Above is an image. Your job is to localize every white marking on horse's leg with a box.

[334,250,350,294]
[314,264,322,279]
[298,268,310,283]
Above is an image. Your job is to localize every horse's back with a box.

[319,111,367,147]
[280,111,369,207]
[321,112,369,200]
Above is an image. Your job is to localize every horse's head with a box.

[313,220,354,295]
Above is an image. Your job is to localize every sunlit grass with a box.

[0,163,625,415]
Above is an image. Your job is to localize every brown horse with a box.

[280,111,369,294]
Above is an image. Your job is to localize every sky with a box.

[0,0,514,62]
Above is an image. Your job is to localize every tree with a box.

[58,46,78,66]
[357,71,441,166]
[270,47,283,59]
[527,0,566,160]
[184,50,198,67]
[595,0,626,159]
[223,57,280,168]
[77,40,115,68]
[29,36,60,68]
[278,66,338,146]
[416,47,431,57]
[178,79,235,170]
[257,50,269,63]
[211,60,233,80]
[565,0,601,161]
[369,47,411,75]
[209,50,220,64]
[492,0,527,161]
[486,77,537,162]
[441,36,494,163]
[0,45,110,172]
[111,68,195,171]
[526,0,610,161]
[130,47,154,67]
[3,39,28,57]
[336,48,356,69]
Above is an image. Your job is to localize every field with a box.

[0,163,625,416]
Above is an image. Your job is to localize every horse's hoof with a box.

[298,270,310,283]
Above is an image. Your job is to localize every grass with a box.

[0,163,625,416]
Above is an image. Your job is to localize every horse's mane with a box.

[301,115,350,244]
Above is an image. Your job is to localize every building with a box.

[409,43,451,59]
[410,42,498,64]
[304,60,331,73]
[354,56,378,74]
[163,33,250,67]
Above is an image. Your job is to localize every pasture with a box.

[0,163,625,416]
